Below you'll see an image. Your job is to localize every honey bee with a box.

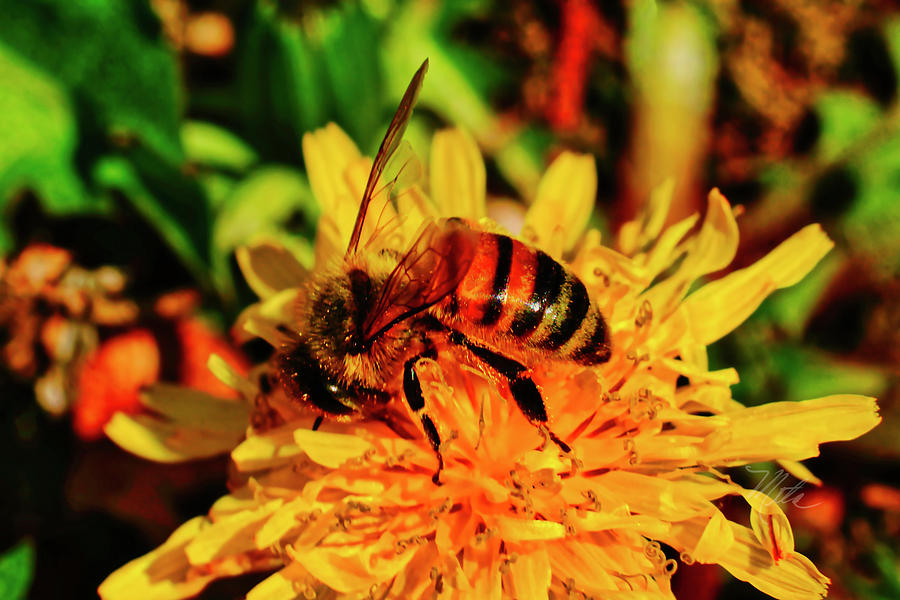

[277,59,611,482]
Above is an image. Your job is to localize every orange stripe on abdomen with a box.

[494,238,538,331]
[454,233,502,323]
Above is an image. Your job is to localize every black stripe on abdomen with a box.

[572,312,612,365]
[541,277,590,350]
[510,250,564,337]
[481,235,513,326]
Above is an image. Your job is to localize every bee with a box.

[277,59,611,482]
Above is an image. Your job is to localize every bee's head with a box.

[277,341,374,417]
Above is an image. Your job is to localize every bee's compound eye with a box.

[277,346,357,417]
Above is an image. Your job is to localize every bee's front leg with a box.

[402,349,445,485]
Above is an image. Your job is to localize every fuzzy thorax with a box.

[299,252,415,392]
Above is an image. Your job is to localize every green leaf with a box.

[235,3,329,162]
[0,0,182,163]
[843,130,900,275]
[812,88,900,273]
[0,540,35,600]
[872,544,900,598]
[317,3,384,145]
[213,166,317,253]
[181,121,257,172]
[883,17,900,88]
[0,42,90,212]
[774,345,888,402]
[381,2,540,197]
[93,152,212,287]
[814,91,880,163]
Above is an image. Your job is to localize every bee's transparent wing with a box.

[361,219,478,343]
[347,59,428,256]
[355,140,425,253]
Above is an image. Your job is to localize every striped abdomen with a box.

[435,231,611,365]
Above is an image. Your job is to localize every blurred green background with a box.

[1,0,898,598]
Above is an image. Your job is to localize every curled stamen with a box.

[499,552,519,574]
[438,430,459,453]
[582,489,602,511]
[664,558,678,576]
[634,299,653,327]
[560,508,577,535]
[643,540,663,562]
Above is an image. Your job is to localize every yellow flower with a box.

[100,124,880,600]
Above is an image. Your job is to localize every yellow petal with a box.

[255,496,318,549]
[99,517,214,600]
[303,124,365,257]
[313,213,344,265]
[643,189,738,314]
[574,511,671,538]
[301,123,360,214]
[289,544,417,594]
[745,489,795,562]
[688,509,735,564]
[507,546,551,600]
[618,178,675,256]
[185,499,282,565]
[682,188,740,276]
[105,410,245,463]
[640,211,699,281]
[718,523,829,600]
[293,428,374,468]
[701,395,881,465]
[232,287,299,346]
[524,151,597,254]
[495,517,566,541]
[232,424,304,472]
[246,563,309,600]
[777,460,823,487]
[595,471,714,521]
[208,353,257,401]
[397,184,439,241]
[141,383,249,428]
[463,536,502,600]
[387,544,445,599]
[748,224,835,289]
[683,223,833,344]
[209,491,259,518]
[546,537,644,593]
[235,241,308,300]
[683,276,777,345]
[430,128,486,220]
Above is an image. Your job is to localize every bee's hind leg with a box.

[447,331,572,455]
[402,350,445,485]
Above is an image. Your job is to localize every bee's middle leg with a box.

[402,349,446,485]
[448,331,571,454]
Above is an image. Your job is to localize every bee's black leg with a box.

[402,349,445,484]
[312,415,324,431]
[447,331,571,453]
